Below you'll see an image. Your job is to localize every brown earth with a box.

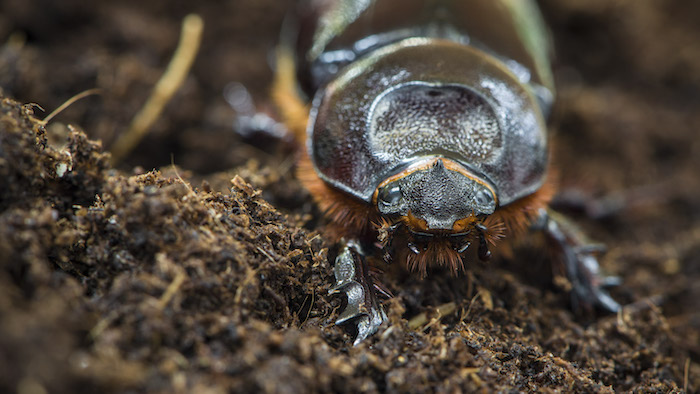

[1,0,698,392]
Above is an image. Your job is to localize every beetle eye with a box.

[378,185,402,207]
[475,189,494,207]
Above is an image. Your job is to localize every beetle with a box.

[272,0,620,344]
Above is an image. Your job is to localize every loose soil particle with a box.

[1,0,698,392]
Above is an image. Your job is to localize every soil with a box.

[1,0,699,392]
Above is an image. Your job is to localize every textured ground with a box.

[0,0,698,392]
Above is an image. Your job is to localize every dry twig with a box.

[110,14,204,164]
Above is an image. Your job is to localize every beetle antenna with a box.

[375,217,401,263]
[374,218,398,247]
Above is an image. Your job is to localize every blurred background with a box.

[1,0,698,390]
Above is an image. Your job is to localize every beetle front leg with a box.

[534,209,622,313]
[330,240,387,345]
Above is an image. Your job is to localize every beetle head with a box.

[373,158,502,276]
[375,158,497,233]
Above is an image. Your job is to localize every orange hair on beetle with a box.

[491,169,558,238]
[481,215,507,246]
[406,237,464,278]
[296,152,378,240]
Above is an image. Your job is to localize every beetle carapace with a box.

[273,0,620,344]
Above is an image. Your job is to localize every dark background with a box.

[0,0,698,392]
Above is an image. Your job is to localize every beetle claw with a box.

[330,241,387,345]
[539,209,622,313]
[568,253,622,313]
[600,275,623,288]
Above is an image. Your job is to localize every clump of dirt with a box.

[0,96,340,392]
[0,0,698,392]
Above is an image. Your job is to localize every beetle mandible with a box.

[272,0,620,344]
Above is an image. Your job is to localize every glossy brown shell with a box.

[296,0,552,206]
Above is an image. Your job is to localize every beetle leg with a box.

[329,240,387,345]
[551,180,676,221]
[534,209,621,312]
[225,82,290,143]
